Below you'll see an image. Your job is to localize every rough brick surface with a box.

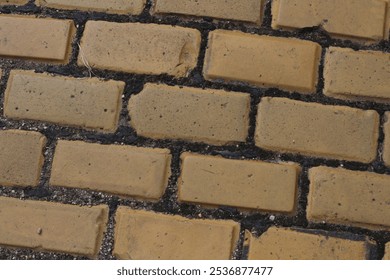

[78,21,201,77]
[0,130,46,187]
[204,30,321,93]
[0,0,27,4]
[384,243,390,260]
[0,15,75,63]
[4,70,124,132]
[308,167,390,230]
[152,0,264,23]
[178,153,299,212]
[128,83,250,145]
[50,140,171,199]
[271,0,389,41]
[245,227,374,260]
[324,47,390,102]
[384,113,390,167]
[0,197,109,257]
[255,97,379,163]
[37,0,146,14]
[113,207,240,259]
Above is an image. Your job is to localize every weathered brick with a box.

[128,83,250,145]
[271,0,389,41]
[0,197,109,258]
[0,130,46,187]
[0,0,28,5]
[308,167,390,230]
[383,113,390,167]
[324,47,390,102]
[245,227,374,260]
[4,70,124,132]
[255,97,379,163]
[384,243,390,260]
[152,0,264,24]
[37,0,145,15]
[50,140,171,199]
[113,207,240,259]
[78,21,201,77]
[0,15,75,63]
[203,30,321,93]
[178,153,299,212]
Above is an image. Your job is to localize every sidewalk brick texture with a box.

[245,227,374,260]
[50,140,171,199]
[308,167,390,230]
[382,112,390,167]
[178,153,299,212]
[128,83,250,145]
[0,197,109,258]
[384,243,390,260]
[0,0,28,5]
[113,207,240,260]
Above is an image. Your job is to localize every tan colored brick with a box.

[152,0,264,24]
[113,207,239,259]
[384,243,390,260]
[178,153,299,212]
[203,30,321,94]
[128,83,250,145]
[0,15,75,63]
[255,97,379,163]
[37,0,146,14]
[4,70,124,132]
[0,0,28,5]
[271,0,389,41]
[0,130,46,187]
[384,113,390,167]
[78,21,201,77]
[245,227,374,260]
[324,47,390,102]
[50,140,171,200]
[0,197,108,258]
[308,167,390,230]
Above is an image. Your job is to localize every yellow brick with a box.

[272,0,389,41]
[128,83,250,145]
[203,30,321,93]
[0,197,109,258]
[384,113,390,167]
[50,140,171,200]
[0,15,75,63]
[0,0,28,4]
[384,243,390,260]
[37,0,146,14]
[324,47,390,102]
[245,227,374,260]
[255,97,379,163]
[178,153,299,212]
[4,70,124,132]
[308,167,390,230]
[78,21,201,77]
[113,207,240,259]
[0,130,46,187]
[152,0,264,23]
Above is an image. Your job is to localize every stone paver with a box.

[245,227,374,260]
[0,130,46,187]
[255,97,379,163]
[113,207,240,259]
[0,197,109,258]
[308,167,390,230]
[0,0,28,4]
[178,153,299,212]
[128,83,250,145]
[384,113,390,167]
[384,243,390,260]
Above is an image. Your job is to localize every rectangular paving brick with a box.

[203,30,321,93]
[50,140,171,200]
[128,83,250,145]
[178,153,299,212]
[37,0,146,14]
[324,47,390,102]
[152,0,264,24]
[0,0,28,4]
[255,97,379,163]
[0,197,108,258]
[0,130,46,187]
[384,243,390,260]
[271,0,389,41]
[4,70,124,132]
[113,207,240,259]
[308,167,390,230]
[0,15,75,63]
[245,227,374,260]
[78,21,201,77]
[383,113,390,167]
